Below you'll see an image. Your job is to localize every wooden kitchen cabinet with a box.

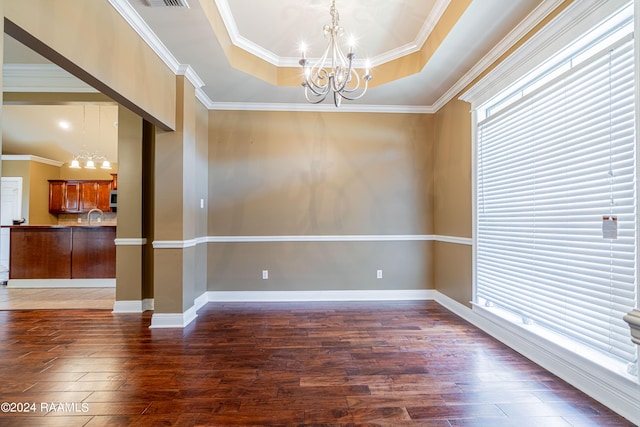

[97,181,112,211]
[65,181,80,211]
[8,226,116,279]
[48,181,66,212]
[79,181,98,211]
[9,227,72,279]
[71,226,116,278]
[49,180,113,213]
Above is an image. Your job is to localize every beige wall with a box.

[209,111,434,236]
[433,99,472,238]
[29,160,60,225]
[115,107,143,239]
[153,76,208,313]
[209,240,433,292]
[115,106,144,302]
[433,98,473,306]
[194,100,209,299]
[2,159,59,225]
[207,110,435,292]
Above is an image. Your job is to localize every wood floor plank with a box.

[0,301,635,426]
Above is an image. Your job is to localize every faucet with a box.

[87,208,104,225]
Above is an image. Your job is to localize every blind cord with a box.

[607,48,615,353]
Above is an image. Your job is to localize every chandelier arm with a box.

[333,54,356,94]
[303,72,331,97]
[335,78,370,101]
[305,84,330,99]
[304,85,331,104]
[304,45,332,94]
[339,69,362,94]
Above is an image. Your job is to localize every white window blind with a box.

[476,31,637,365]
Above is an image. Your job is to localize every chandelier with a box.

[69,106,112,170]
[299,0,372,107]
[69,149,111,170]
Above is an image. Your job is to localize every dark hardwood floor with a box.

[0,301,635,426]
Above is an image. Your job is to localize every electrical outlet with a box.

[377,270,383,279]
[262,270,269,280]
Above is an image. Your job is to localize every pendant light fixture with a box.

[69,105,112,170]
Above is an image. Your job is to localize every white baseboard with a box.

[194,292,208,310]
[149,304,198,328]
[112,300,143,313]
[433,291,475,321]
[142,289,434,328]
[112,298,154,313]
[7,278,116,288]
[206,289,436,302]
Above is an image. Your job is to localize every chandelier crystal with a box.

[299,0,372,107]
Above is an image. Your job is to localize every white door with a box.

[1,177,23,282]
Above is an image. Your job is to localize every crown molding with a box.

[1,154,65,167]
[108,0,181,72]
[215,0,282,66]
[205,101,435,114]
[107,0,566,115]
[109,0,207,95]
[215,0,450,70]
[373,0,451,67]
[457,0,616,106]
[2,64,98,93]
[207,0,565,113]
[177,64,205,89]
[433,0,566,111]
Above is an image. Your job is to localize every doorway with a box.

[0,177,22,283]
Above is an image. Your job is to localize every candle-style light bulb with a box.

[300,41,307,59]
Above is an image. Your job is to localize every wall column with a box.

[0,3,4,184]
[150,73,201,328]
[113,107,147,313]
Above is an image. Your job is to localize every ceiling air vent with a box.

[145,0,189,7]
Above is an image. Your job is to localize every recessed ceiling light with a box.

[58,121,71,130]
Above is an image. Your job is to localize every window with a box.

[475,2,637,376]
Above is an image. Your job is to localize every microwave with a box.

[110,190,117,208]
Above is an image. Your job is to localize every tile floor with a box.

[0,285,115,310]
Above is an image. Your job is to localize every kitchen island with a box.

[6,225,116,287]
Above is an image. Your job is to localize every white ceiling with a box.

[2,104,118,163]
[1,0,551,162]
[121,0,545,108]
